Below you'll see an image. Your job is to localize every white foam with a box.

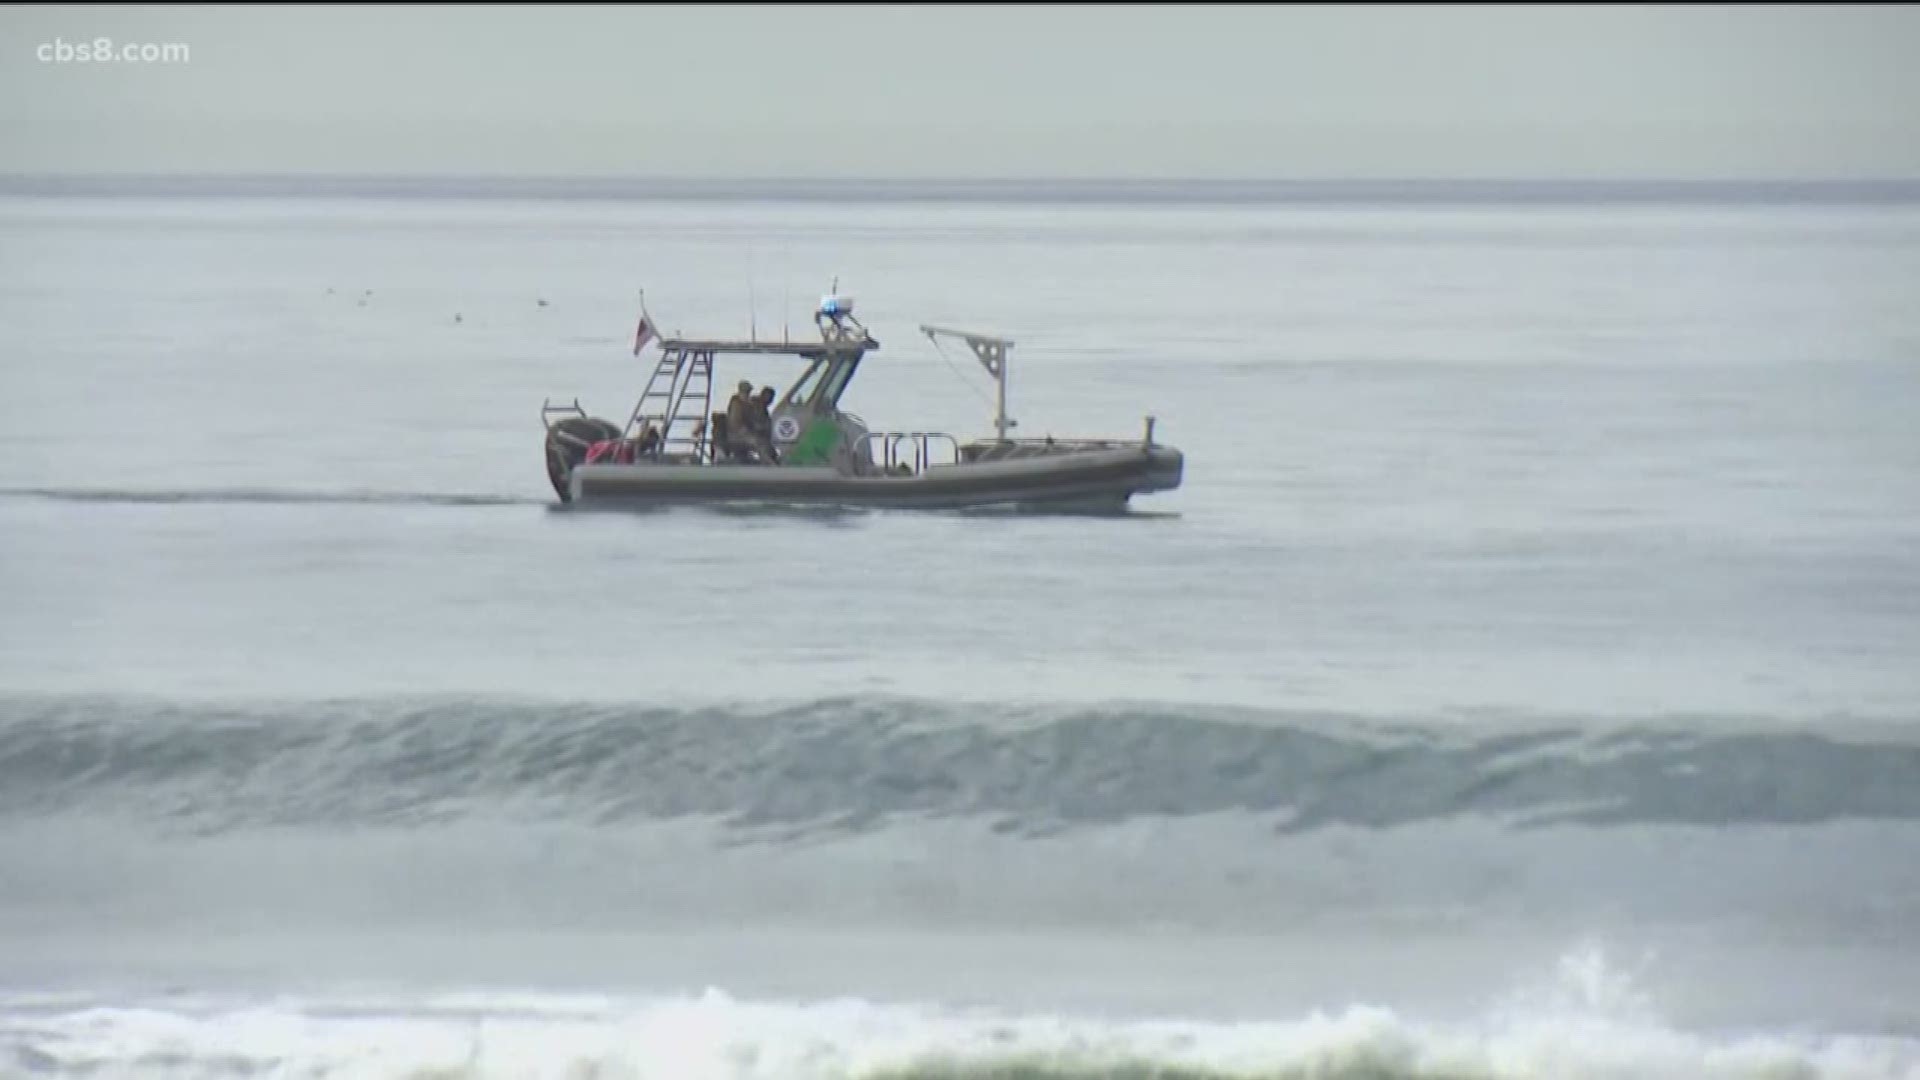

[4,951,1917,1080]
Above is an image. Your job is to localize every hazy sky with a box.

[3,4,1917,178]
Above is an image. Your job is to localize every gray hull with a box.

[568,446,1183,512]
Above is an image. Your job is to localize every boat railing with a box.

[540,397,588,429]
[959,417,1162,462]
[858,432,961,475]
[955,438,1130,463]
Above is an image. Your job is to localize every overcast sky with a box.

[3,4,1916,178]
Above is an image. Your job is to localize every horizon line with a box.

[4,174,1919,206]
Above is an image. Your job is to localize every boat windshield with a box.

[783,359,829,408]
[819,358,861,404]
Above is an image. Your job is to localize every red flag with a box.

[633,315,654,355]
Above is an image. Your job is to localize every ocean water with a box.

[0,186,1918,1078]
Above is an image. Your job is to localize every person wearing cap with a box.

[724,380,756,461]
[748,386,781,464]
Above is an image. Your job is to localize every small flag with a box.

[633,315,655,355]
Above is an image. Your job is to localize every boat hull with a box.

[566,446,1183,512]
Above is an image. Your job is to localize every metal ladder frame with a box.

[624,347,716,458]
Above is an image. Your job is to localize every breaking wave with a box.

[0,693,1915,836]
[3,947,1916,1080]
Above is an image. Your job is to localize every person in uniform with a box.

[749,386,781,463]
[723,380,757,461]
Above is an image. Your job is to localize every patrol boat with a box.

[540,295,1184,512]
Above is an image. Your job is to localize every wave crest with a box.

[0,693,1915,835]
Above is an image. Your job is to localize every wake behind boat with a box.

[541,294,1184,512]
